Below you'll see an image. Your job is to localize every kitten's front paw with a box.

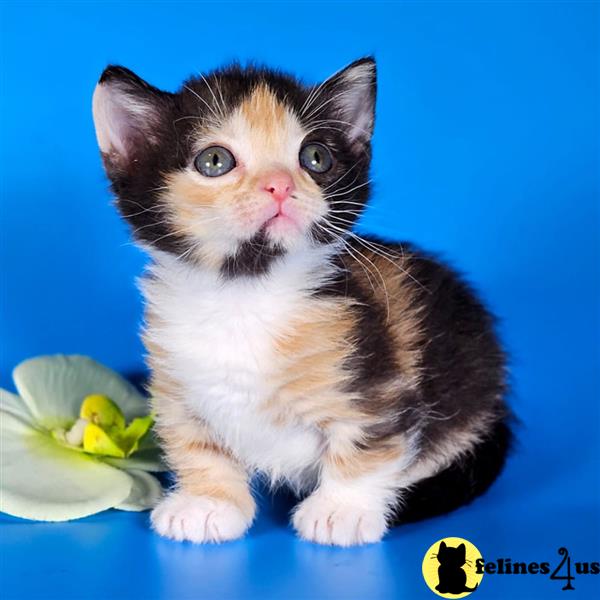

[151,492,252,543]
[292,493,387,547]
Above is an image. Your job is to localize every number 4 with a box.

[551,547,575,590]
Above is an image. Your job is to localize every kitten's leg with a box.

[292,436,410,547]
[150,403,255,543]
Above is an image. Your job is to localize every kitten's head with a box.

[92,58,376,276]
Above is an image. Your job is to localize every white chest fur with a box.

[142,249,336,488]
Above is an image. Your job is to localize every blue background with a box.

[1,1,598,599]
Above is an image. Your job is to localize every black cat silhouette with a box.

[435,541,479,594]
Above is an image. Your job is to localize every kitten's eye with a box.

[194,146,236,177]
[299,143,333,174]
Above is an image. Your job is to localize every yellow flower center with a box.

[52,394,154,459]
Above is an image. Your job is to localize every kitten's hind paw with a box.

[292,493,387,547]
[151,492,252,543]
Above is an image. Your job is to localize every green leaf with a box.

[137,429,161,451]
[0,389,33,425]
[80,394,126,430]
[0,410,132,521]
[13,355,149,429]
[119,415,154,456]
[115,470,163,511]
[104,447,168,472]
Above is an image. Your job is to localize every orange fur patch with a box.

[325,438,404,480]
[238,84,291,150]
[265,297,367,426]
[350,247,424,387]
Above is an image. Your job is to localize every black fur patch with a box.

[315,247,399,390]
[390,417,513,524]
[220,231,285,279]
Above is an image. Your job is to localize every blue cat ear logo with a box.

[422,537,484,597]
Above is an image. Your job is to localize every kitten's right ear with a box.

[318,57,376,146]
[440,541,447,550]
[92,66,171,172]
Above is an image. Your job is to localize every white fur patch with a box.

[143,246,338,490]
[292,442,419,546]
[151,492,251,543]
[293,490,387,546]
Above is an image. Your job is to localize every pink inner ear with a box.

[342,87,373,142]
[332,62,375,143]
[92,83,149,159]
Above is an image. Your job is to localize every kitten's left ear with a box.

[322,57,377,146]
[92,65,172,173]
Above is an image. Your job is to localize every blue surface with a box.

[0,1,598,599]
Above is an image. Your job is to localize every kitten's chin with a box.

[255,222,318,261]
[263,213,303,244]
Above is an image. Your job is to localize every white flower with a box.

[0,355,166,521]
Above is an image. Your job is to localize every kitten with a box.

[92,57,511,546]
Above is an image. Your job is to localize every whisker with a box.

[322,162,363,193]
[144,185,171,194]
[198,72,225,121]
[328,200,371,208]
[143,226,191,246]
[120,206,165,219]
[183,85,221,124]
[172,115,205,125]
[299,75,332,118]
[303,89,353,121]
[315,220,391,321]
[214,75,227,117]
[324,180,372,200]
[325,221,429,293]
[304,124,351,137]
[327,203,416,222]
[315,223,379,300]
[173,238,203,263]
[327,209,363,217]
[299,61,356,118]
[306,118,373,139]
[130,218,175,235]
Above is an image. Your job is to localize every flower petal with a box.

[104,447,168,472]
[0,389,33,425]
[13,355,149,429]
[115,470,163,511]
[0,410,133,521]
[83,423,126,458]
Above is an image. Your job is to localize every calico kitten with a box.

[92,58,511,546]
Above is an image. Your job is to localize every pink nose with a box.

[261,172,295,203]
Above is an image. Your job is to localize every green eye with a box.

[299,143,333,174]
[194,146,236,177]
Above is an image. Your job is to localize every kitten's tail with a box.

[390,417,512,525]
[464,583,479,592]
